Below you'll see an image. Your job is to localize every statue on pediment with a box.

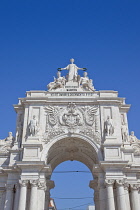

[58,58,86,82]
[47,71,66,90]
[80,71,94,91]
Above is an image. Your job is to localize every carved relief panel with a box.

[43,102,101,144]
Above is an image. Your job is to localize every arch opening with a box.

[51,161,94,210]
[46,136,101,172]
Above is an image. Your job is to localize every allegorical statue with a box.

[0,132,15,153]
[129,131,138,144]
[58,58,86,82]
[104,116,114,136]
[121,122,128,142]
[80,71,94,91]
[47,71,66,90]
[29,115,38,136]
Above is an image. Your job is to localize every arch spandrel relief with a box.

[43,102,101,145]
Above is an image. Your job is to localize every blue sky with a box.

[0,0,140,209]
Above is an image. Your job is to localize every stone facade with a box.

[0,59,140,210]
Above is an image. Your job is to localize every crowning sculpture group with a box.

[47,58,94,91]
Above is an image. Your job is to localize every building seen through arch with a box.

[0,59,140,210]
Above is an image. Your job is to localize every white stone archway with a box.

[0,60,140,210]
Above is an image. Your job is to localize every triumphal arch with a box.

[0,59,140,210]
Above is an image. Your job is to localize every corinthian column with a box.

[124,183,131,210]
[18,180,28,210]
[14,183,20,210]
[105,179,115,210]
[116,180,126,210]
[29,180,39,210]
[45,180,55,210]
[4,184,14,210]
[38,181,46,210]
[130,184,140,210]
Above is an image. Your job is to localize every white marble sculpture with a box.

[129,131,140,154]
[58,58,86,82]
[0,132,14,153]
[47,71,66,90]
[29,115,39,136]
[129,131,138,144]
[104,116,114,136]
[15,122,23,142]
[80,71,94,91]
[121,122,128,142]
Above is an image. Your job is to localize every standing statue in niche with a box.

[16,122,23,142]
[104,116,114,136]
[121,122,128,142]
[80,71,94,91]
[58,58,86,82]
[29,115,39,136]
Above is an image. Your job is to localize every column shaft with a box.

[29,180,38,210]
[116,180,126,210]
[124,184,131,210]
[4,185,14,210]
[116,185,126,210]
[18,180,28,210]
[14,184,20,210]
[130,185,140,210]
[105,180,115,210]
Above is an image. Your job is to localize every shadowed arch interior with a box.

[46,137,100,171]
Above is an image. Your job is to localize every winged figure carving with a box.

[45,106,58,126]
[84,106,98,126]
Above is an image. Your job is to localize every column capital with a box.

[89,180,98,190]
[46,180,55,190]
[130,184,140,190]
[19,180,28,187]
[38,181,46,190]
[105,179,115,186]
[124,182,129,191]
[30,179,39,187]
[116,179,125,186]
